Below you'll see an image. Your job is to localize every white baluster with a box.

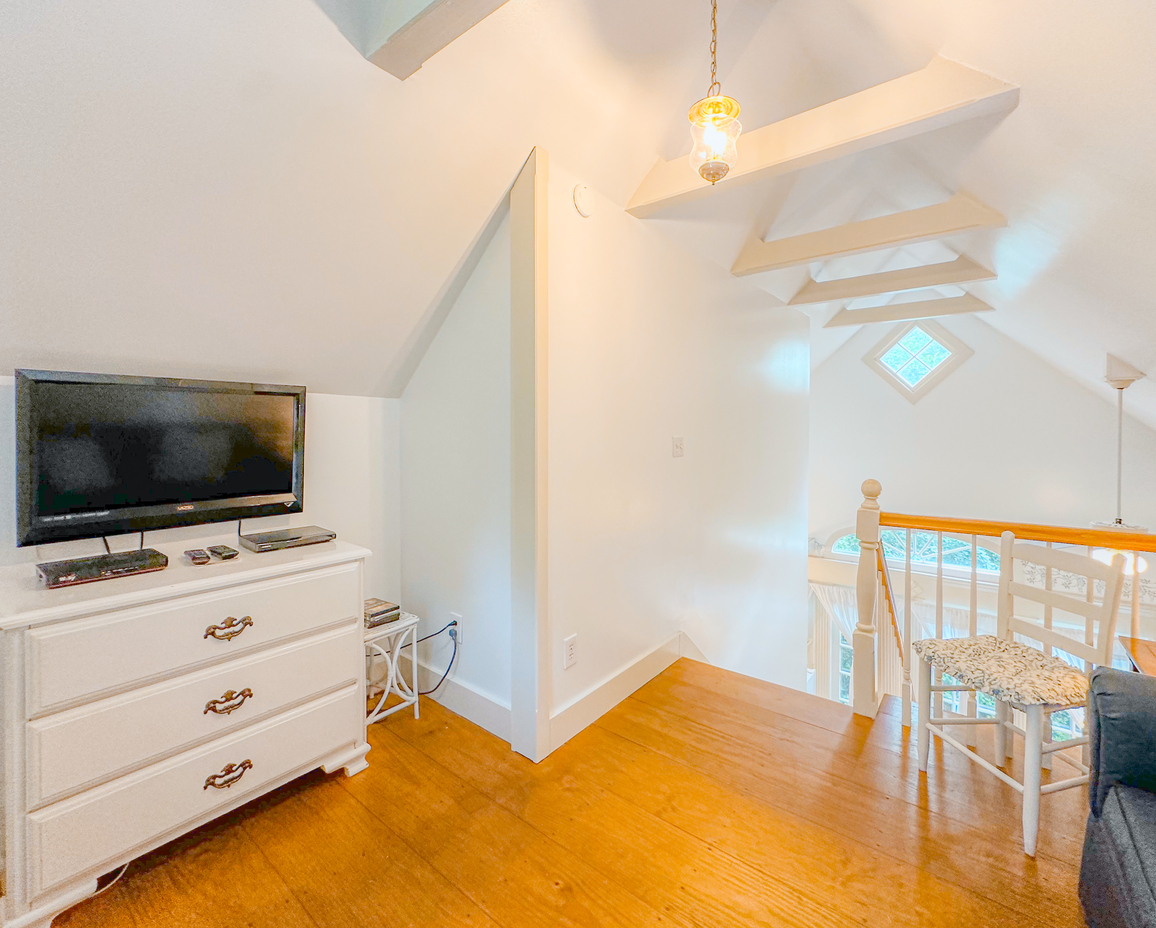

[965,534,979,748]
[902,527,912,728]
[854,480,882,718]
[1133,550,1142,640]
[934,531,943,719]
[1043,543,1053,771]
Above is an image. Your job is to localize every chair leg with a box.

[1042,707,1053,771]
[995,700,1008,765]
[918,658,932,772]
[1022,705,1044,857]
[964,690,978,749]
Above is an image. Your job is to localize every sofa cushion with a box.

[1100,785,1156,924]
[1089,669,1156,817]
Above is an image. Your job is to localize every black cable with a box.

[421,635,457,696]
[399,621,456,649]
[102,536,111,555]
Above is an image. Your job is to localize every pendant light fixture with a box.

[688,0,742,184]
[1092,354,1148,533]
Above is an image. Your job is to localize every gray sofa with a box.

[1081,667,1156,928]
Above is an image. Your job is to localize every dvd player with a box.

[238,525,336,553]
[37,549,169,589]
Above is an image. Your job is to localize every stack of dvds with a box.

[364,598,401,628]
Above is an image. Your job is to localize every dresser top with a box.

[0,534,370,629]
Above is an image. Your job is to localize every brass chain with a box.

[708,0,721,97]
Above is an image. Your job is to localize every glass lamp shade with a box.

[688,95,742,184]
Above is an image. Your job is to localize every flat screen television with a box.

[16,370,306,546]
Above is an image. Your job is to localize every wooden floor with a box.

[57,659,1089,928]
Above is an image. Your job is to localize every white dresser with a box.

[0,537,371,928]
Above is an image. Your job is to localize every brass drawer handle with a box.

[204,759,253,790]
[204,688,254,716]
[203,615,253,641]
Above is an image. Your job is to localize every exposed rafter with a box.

[732,194,1005,277]
[789,256,995,306]
[626,57,1019,218]
[314,0,510,80]
[823,294,993,328]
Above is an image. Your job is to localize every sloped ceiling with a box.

[642,0,1156,427]
[2,0,1154,423]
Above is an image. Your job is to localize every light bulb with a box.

[1093,548,1150,576]
[688,95,741,184]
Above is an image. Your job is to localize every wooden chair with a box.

[915,531,1126,855]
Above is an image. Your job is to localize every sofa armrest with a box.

[1089,666,1156,817]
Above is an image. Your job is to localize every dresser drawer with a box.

[26,624,361,808]
[27,563,359,715]
[27,684,361,898]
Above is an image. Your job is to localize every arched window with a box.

[829,530,1000,572]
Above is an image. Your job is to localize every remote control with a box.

[207,545,239,561]
[184,549,210,566]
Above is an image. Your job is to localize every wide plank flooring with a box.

[57,658,1088,928]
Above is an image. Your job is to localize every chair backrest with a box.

[997,531,1126,670]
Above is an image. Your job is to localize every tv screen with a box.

[16,371,305,546]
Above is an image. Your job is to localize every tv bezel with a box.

[15,370,306,547]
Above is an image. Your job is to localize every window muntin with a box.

[830,530,1001,572]
[864,319,972,402]
[838,634,853,705]
[878,325,953,388]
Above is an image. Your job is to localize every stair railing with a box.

[852,481,1155,723]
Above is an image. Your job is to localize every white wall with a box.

[400,214,513,725]
[0,376,400,601]
[547,162,812,700]
[810,314,1156,543]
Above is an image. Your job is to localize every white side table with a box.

[365,612,420,725]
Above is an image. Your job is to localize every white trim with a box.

[396,653,512,743]
[863,319,973,404]
[734,194,1005,276]
[825,294,993,328]
[400,632,706,759]
[677,631,708,663]
[628,59,1018,218]
[790,256,995,306]
[509,148,551,762]
[548,633,683,754]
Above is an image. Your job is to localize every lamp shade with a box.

[688,95,741,184]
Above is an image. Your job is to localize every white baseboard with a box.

[395,653,512,743]
[677,630,708,663]
[395,631,708,758]
[548,631,687,754]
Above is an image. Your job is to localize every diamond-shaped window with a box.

[878,325,952,387]
[864,320,973,403]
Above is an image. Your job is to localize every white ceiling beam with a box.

[314,0,510,80]
[789,256,996,306]
[823,294,993,328]
[732,194,1005,277]
[626,57,1019,218]
[367,0,509,78]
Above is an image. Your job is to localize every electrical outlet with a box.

[450,612,462,646]
[563,633,577,669]
[672,436,684,458]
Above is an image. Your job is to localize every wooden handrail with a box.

[877,547,903,654]
[879,512,1156,552]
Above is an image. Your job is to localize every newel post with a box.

[853,479,882,718]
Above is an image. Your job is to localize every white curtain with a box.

[809,583,858,645]
[899,597,994,642]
